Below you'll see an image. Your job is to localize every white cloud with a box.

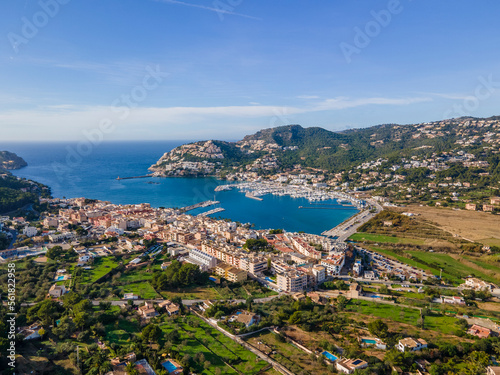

[0,96,432,140]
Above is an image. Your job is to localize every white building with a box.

[23,226,38,237]
[397,337,428,352]
[186,248,218,270]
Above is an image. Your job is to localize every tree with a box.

[142,324,162,344]
[125,362,139,375]
[368,319,389,338]
[336,295,348,310]
[85,349,112,375]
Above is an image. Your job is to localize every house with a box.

[437,295,466,305]
[467,324,491,338]
[346,282,363,298]
[464,277,495,292]
[235,312,259,327]
[397,337,428,352]
[487,366,500,375]
[19,323,42,341]
[23,226,38,237]
[465,203,477,211]
[48,284,67,298]
[359,336,387,350]
[336,358,368,374]
[138,302,158,319]
[200,300,214,311]
[483,205,495,212]
[158,300,180,316]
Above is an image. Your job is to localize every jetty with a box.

[197,207,225,216]
[116,174,153,180]
[180,200,219,212]
[245,192,263,201]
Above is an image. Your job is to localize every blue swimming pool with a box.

[322,351,338,362]
[209,276,217,282]
[162,360,178,373]
[56,275,65,281]
[265,277,275,283]
[362,338,377,344]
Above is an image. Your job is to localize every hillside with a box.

[0,151,27,171]
[149,116,500,178]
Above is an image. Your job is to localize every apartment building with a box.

[277,271,308,292]
[215,263,248,283]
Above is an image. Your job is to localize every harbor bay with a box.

[3,141,359,235]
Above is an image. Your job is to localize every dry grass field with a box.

[394,205,500,246]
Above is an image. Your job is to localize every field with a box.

[346,299,461,336]
[159,316,269,374]
[80,256,121,284]
[394,205,500,246]
[245,330,333,375]
[350,232,424,245]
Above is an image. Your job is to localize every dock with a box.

[180,200,219,212]
[197,207,225,216]
[116,174,153,180]
[245,192,263,201]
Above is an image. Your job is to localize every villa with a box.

[397,337,428,352]
[336,358,368,374]
[359,336,387,350]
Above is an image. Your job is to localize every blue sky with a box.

[1,0,500,141]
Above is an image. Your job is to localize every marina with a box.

[215,181,366,209]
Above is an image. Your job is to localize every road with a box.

[322,200,383,241]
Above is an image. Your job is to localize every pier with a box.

[197,207,225,216]
[245,192,263,201]
[180,200,219,212]
[116,174,153,180]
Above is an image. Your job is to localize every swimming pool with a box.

[362,338,377,344]
[56,275,65,281]
[162,360,178,373]
[322,351,338,362]
[209,276,217,282]
[264,277,275,283]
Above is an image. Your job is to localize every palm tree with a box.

[85,349,112,375]
[125,362,139,375]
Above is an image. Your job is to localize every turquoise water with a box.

[362,339,377,344]
[265,277,276,283]
[56,275,65,281]
[162,360,178,372]
[3,141,358,235]
[322,351,338,361]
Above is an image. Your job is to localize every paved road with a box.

[322,200,383,241]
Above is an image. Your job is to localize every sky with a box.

[1,0,500,141]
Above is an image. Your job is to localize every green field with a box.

[346,299,459,335]
[80,256,121,284]
[350,232,424,245]
[245,330,333,375]
[159,316,268,374]
[120,281,160,299]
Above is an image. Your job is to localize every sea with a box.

[1,141,358,235]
